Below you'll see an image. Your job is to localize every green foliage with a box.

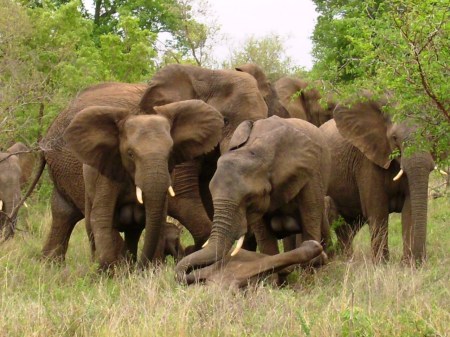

[311,0,450,163]
[224,34,301,81]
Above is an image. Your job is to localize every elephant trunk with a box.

[139,160,170,266]
[175,199,243,281]
[403,154,432,263]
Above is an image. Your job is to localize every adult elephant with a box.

[41,64,268,266]
[176,116,331,278]
[0,143,35,239]
[320,99,435,263]
[66,99,223,268]
[235,63,335,126]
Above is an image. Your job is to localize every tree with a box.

[224,34,299,81]
[311,0,449,162]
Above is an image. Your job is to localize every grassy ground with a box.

[0,183,448,336]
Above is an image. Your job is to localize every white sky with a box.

[208,0,318,69]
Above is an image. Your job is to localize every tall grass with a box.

[0,192,448,336]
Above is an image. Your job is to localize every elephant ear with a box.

[235,64,271,99]
[270,124,319,204]
[139,64,197,114]
[154,100,224,163]
[228,120,254,151]
[64,106,130,180]
[334,100,392,169]
[7,142,35,187]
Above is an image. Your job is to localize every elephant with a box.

[65,99,223,269]
[0,143,35,239]
[235,63,335,126]
[180,240,324,288]
[175,115,331,278]
[319,98,435,263]
[41,64,268,267]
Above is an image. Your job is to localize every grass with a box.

[0,183,449,336]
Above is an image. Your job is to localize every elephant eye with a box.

[127,150,134,159]
[223,117,229,126]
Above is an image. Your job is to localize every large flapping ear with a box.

[7,142,35,187]
[274,77,308,120]
[139,64,197,114]
[334,99,392,169]
[154,100,224,163]
[228,120,254,151]
[270,124,320,204]
[235,63,271,99]
[64,106,130,180]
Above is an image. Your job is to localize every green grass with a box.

[0,190,449,336]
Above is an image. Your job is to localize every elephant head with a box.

[235,63,290,118]
[139,64,268,153]
[176,116,325,277]
[333,99,435,262]
[274,77,334,126]
[64,100,224,264]
[0,143,35,239]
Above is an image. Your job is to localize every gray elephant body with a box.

[235,64,335,126]
[0,143,35,239]
[41,64,267,268]
[176,116,331,277]
[320,99,434,263]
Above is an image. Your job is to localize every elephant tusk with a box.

[24,202,28,208]
[0,200,3,211]
[230,235,245,257]
[202,239,209,248]
[393,169,404,181]
[168,186,176,197]
[439,170,448,176]
[136,187,144,204]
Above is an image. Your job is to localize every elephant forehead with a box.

[123,115,171,134]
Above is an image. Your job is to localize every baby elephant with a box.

[176,115,331,278]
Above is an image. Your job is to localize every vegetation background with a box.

[0,0,449,336]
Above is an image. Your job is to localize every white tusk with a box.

[0,200,3,211]
[168,186,175,197]
[24,202,28,208]
[230,235,245,257]
[439,170,448,176]
[393,169,404,181]
[202,239,209,248]
[136,187,144,204]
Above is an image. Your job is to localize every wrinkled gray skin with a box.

[235,64,335,126]
[320,99,435,263]
[176,116,331,278]
[181,240,323,288]
[0,143,35,239]
[41,64,267,269]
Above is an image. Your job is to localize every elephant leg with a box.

[124,229,142,263]
[42,188,83,261]
[298,181,324,243]
[90,183,122,270]
[252,219,279,255]
[169,161,212,253]
[283,235,297,252]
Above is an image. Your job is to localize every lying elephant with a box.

[180,240,324,288]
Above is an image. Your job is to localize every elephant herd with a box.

[0,63,436,287]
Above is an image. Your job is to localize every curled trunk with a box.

[175,199,242,281]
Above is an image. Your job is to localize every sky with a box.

[207,0,319,69]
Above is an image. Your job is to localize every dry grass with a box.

[0,186,448,336]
